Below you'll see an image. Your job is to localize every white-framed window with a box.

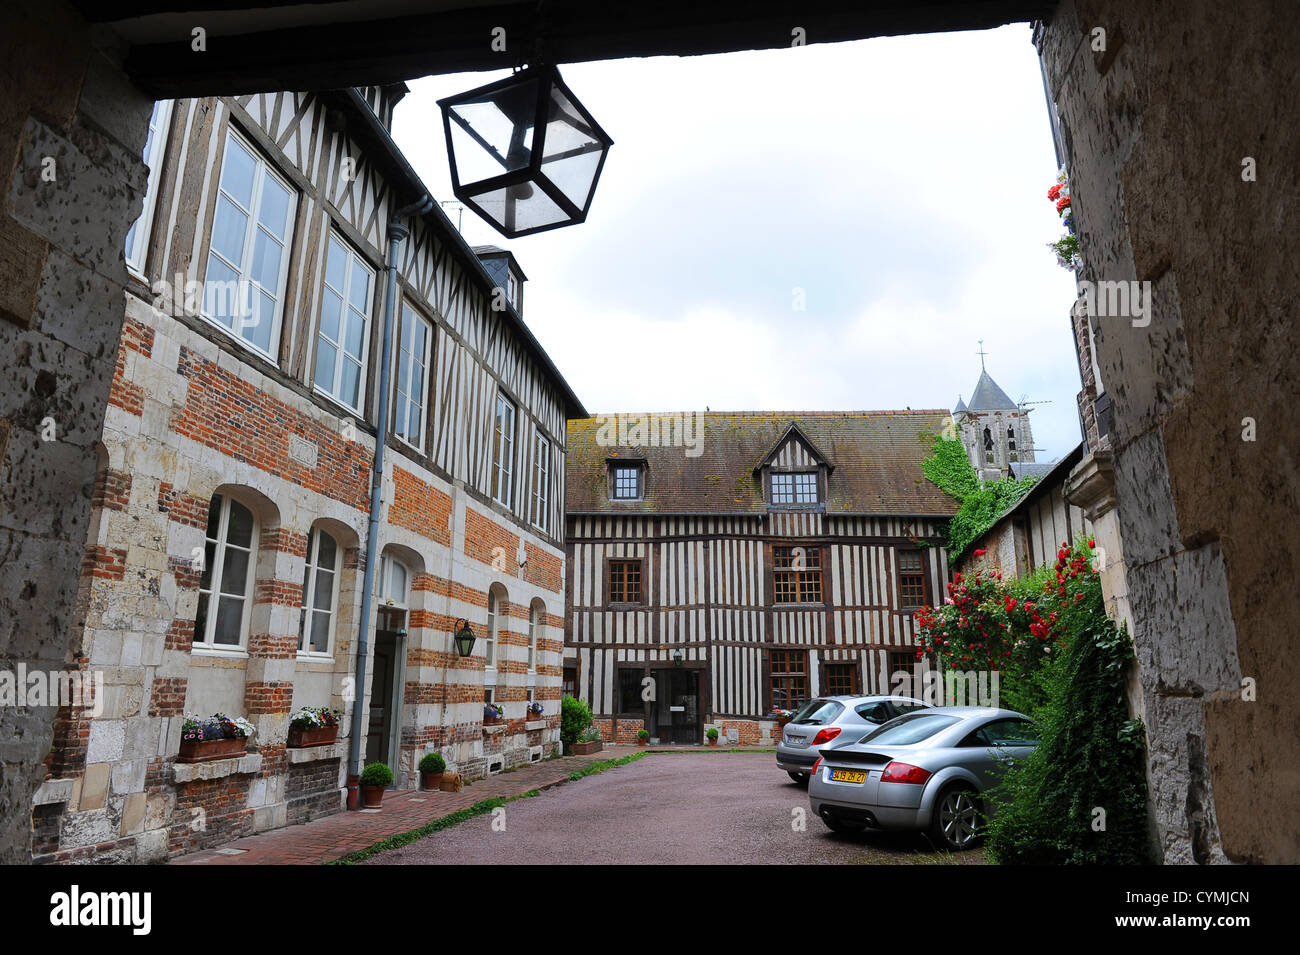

[611,464,642,500]
[298,526,339,655]
[313,233,374,412]
[530,435,549,531]
[203,129,296,357]
[491,392,515,507]
[485,587,501,667]
[394,302,432,448]
[379,553,409,607]
[527,602,540,671]
[771,471,818,505]
[195,493,257,650]
[125,99,174,275]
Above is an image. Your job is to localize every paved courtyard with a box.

[364,752,985,865]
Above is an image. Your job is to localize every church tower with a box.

[953,346,1035,483]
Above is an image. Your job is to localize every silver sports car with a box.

[808,707,1039,849]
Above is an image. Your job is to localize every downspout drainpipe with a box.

[347,193,433,806]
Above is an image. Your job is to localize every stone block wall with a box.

[1039,0,1300,863]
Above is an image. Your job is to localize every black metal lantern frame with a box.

[453,619,477,658]
[437,64,613,238]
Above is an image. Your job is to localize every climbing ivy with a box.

[921,435,1039,560]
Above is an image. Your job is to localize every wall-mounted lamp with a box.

[454,619,477,658]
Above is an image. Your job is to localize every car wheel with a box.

[931,786,982,850]
[788,771,809,786]
[821,814,866,834]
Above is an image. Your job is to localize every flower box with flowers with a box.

[524,702,545,727]
[179,713,255,762]
[287,706,342,748]
[483,702,504,726]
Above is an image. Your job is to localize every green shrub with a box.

[985,559,1154,864]
[706,727,720,741]
[359,762,393,787]
[418,752,446,774]
[561,695,592,750]
[637,728,650,741]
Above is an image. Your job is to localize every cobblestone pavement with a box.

[171,746,642,865]
[363,752,987,865]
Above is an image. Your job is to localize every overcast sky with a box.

[392,24,1083,461]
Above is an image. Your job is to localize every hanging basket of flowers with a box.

[178,712,256,762]
[1046,172,1082,271]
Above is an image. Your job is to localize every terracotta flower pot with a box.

[361,784,386,809]
[287,725,338,748]
[178,736,247,763]
[573,739,602,756]
[420,771,444,792]
[707,737,719,747]
[636,738,647,747]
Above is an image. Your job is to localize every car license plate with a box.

[785,735,804,745]
[830,769,866,784]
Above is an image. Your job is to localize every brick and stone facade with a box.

[26,87,581,863]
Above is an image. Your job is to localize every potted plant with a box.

[573,726,603,756]
[483,702,504,726]
[560,694,593,753]
[636,728,650,747]
[526,700,545,721]
[359,762,393,808]
[178,712,255,762]
[706,727,720,747]
[771,708,796,728]
[287,706,341,748]
[419,752,446,792]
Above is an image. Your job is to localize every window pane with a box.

[349,260,370,312]
[344,310,366,356]
[341,359,361,408]
[219,547,250,596]
[315,338,337,393]
[312,568,334,610]
[221,138,256,208]
[213,595,245,645]
[247,290,276,351]
[309,610,331,653]
[204,257,241,327]
[251,228,283,291]
[226,500,254,548]
[317,531,337,569]
[325,237,346,290]
[211,196,248,265]
[258,175,292,238]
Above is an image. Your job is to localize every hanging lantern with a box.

[438,64,613,238]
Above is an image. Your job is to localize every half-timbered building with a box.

[35,87,584,862]
[563,411,958,746]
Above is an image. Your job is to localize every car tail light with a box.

[812,757,823,776]
[881,761,932,785]
[811,727,842,746]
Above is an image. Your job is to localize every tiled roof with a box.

[566,410,959,516]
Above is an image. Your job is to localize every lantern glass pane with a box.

[540,86,604,211]
[446,75,540,184]
[470,183,570,234]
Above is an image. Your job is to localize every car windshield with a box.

[791,699,842,726]
[860,713,961,745]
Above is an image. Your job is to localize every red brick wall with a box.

[523,542,562,593]
[92,467,132,511]
[390,466,452,545]
[464,507,519,573]
[170,775,255,856]
[107,317,153,417]
[172,346,371,510]
[157,482,208,529]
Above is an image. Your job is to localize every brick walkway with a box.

[171,745,644,865]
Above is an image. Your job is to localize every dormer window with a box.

[610,462,643,500]
[771,471,818,506]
